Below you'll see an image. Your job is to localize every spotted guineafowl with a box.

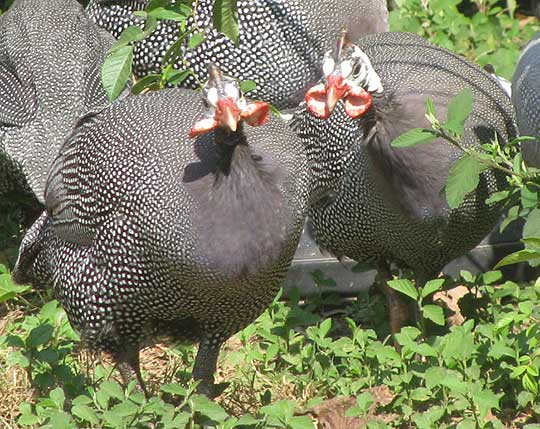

[13,65,310,396]
[86,0,388,108]
[0,0,121,203]
[512,34,540,167]
[293,31,517,334]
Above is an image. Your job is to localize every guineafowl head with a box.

[305,29,383,119]
[190,65,270,138]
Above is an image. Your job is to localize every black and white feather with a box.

[0,0,119,202]
[86,0,388,108]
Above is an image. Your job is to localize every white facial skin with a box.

[323,46,384,94]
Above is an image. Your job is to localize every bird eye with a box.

[352,63,362,77]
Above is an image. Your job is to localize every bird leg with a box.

[376,261,410,336]
[193,337,222,398]
[114,346,149,398]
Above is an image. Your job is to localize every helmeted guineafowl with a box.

[0,0,121,203]
[512,34,540,167]
[85,0,388,109]
[13,65,310,396]
[292,31,517,334]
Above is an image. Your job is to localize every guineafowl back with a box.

[0,0,115,201]
[20,88,309,351]
[295,32,517,277]
[512,34,540,167]
[86,0,388,108]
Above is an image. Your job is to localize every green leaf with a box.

[111,25,146,52]
[472,389,500,420]
[457,418,476,429]
[236,414,260,425]
[422,305,445,326]
[28,324,54,348]
[131,74,162,95]
[345,392,374,416]
[289,416,315,429]
[486,190,510,205]
[161,383,186,396]
[18,413,40,426]
[191,395,229,421]
[102,45,133,102]
[445,154,488,209]
[49,387,65,410]
[391,128,437,148]
[240,80,257,93]
[318,318,332,338]
[148,7,189,21]
[188,32,205,49]
[446,88,473,130]
[387,279,418,300]
[494,249,540,268]
[420,279,445,299]
[213,0,239,45]
[410,387,431,402]
[99,381,125,400]
[72,405,99,425]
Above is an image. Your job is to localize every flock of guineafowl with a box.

[0,0,539,398]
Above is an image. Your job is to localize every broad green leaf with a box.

[319,318,332,338]
[188,32,206,49]
[522,237,540,250]
[99,381,125,400]
[420,279,445,299]
[191,395,229,421]
[236,414,260,425]
[472,389,500,420]
[102,45,133,102]
[131,74,162,95]
[445,154,488,209]
[446,88,473,129]
[28,324,54,348]
[166,69,193,85]
[387,279,418,300]
[410,387,431,402]
[213,0,239,45]
[289,416,315,429]
[391,128,436,148]
[494,249,540,268]
[18,413,39,426]
[49,388,65,410]
[111,26,146,52]
[486,190,510,205]
[422,304,445,326]
[344,392,374,416]
[457,418,476,429]
[72,405,99,425]
[110,401,139,417]
[148,7,189,21]
[523,210,540,263]
[521,185,539,208]
[240,79,257,93]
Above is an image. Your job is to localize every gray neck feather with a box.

[185,126,289,279]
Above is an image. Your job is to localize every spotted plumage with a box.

[293,32,517,332]
[86,0,388,108]
[0,0,119,202]
[512,34,540,167]
[14,71,310,395]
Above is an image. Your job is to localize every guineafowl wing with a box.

[367,92,460,221]
[512,34,540,167]
[0,62,37,127]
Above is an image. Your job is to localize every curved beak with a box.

[326,75,349,114]
[216,98,241,132]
